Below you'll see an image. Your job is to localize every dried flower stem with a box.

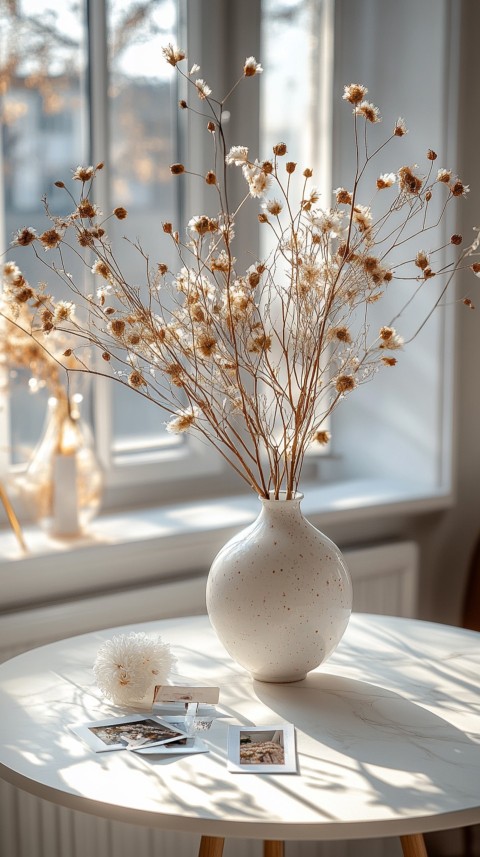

[2,58,478,499]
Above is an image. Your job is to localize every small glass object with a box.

[22,393,103,537]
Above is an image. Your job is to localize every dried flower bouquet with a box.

[3,48,479,500]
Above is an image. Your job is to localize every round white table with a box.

[1,613,480,857]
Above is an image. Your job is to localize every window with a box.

[0,0,461,517]
[0,0,222,503]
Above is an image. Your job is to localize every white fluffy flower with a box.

[243,56,263,76]
[242,161,271,198]
[166,405,200,434]
[225,146,249,166]
[93,632,176,706]
[53,300,75,323]
[194,78,212,99]
[376,172,396,189]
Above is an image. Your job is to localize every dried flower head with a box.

[335,375,356,394]
[166,405,200,434]
[39,229,62,249]
[194,78,212,100]
[77,198,99,219]
[312,430,331,446]
[398,166,423,195]
[244,56,263,77]
[343,83,368,105]
[394,117,408,137]
[162,43,186,67]
[355,101,381,123]
[376,173,396,190]
[437,168,452,183]
[335,187,352,205]
[226,146,249,166]
[450,179,469,197]
[72,165,94,182]
[128,370,146,388]
[12,227,37,247]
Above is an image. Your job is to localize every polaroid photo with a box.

[135,736,209,755]
[71,714,189,753]
[153,685,220,706]
[227,723,297,773]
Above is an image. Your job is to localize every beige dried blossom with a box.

[92,259,111,279]
[166,406,200,434]
[335,375,356,394]
[244,56,263,77]
[312,430,331,446]
[329,326,352,344]
[450,179,469,197]
[355,101,381,123]
[376,173,396,189]
[196,332,217,358]
[128,369,146,388]
[0,265,74,399]
[53,301,75,323]
[265,199,283,216]
[335,187,352,205]
[415,251,430,270]
[437,168,452,183]
[398,166,423,195]
[77,198,99,219]
[39,229,62,249]
[394,117,408,136]
[343,83,368,105]
[194,78,212,99]
[3,57,477,502]
[162,44,186,67]
[73,165,94,182]
[12,227,37,247]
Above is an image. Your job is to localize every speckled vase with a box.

[206,492,353,682]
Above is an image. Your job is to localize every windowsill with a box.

[0,477,453,614]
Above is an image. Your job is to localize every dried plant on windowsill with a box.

[2,49,479,500]
[0,267,78,404]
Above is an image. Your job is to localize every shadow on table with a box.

[253,672,480,819]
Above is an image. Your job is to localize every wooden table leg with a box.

[264,842,285,857]
[400,834,428,857]
[198,836,225,857]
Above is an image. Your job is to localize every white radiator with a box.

[0,541,417,857]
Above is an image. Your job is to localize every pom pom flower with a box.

[93,632,176,706]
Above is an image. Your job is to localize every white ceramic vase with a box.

[206,492,353,682]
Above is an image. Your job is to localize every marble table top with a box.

[0,613,479,841]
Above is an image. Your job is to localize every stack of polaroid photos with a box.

[71,713,210,755]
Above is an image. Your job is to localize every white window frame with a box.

[0,0,462,520]
[0,0,469,614]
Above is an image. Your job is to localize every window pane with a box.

[106,0,184,456]
[259,0,332,458]
[0,0,87,464]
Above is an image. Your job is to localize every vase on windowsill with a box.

[206,491,352,683]
[20,393,103,538]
